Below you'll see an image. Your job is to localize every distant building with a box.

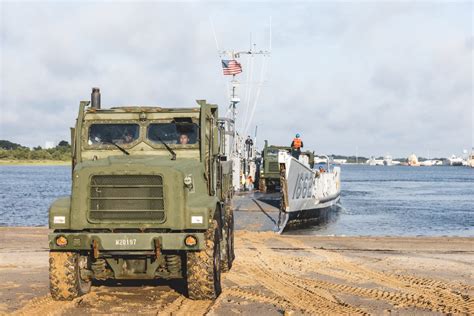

[44,141,56,149]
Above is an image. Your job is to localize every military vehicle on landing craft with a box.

[258,141,291,192]
[48,88,234,300]
[259,140,315,192]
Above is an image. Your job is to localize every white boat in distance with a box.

[277,151,341,233]
[383,155,393,166]
[445,155,463,166]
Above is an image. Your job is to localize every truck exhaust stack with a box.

[91,87,101,109]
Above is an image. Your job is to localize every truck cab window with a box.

[148,122,199,145]
[266,149,279,157]
[88,124,140,145]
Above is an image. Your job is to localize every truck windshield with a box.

[88,124,140,145]
[148,123,199,145]
[266,149,279,157]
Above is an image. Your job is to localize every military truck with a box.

[258,141,291,192]
[259,141,315,192]
[48,88,234,301]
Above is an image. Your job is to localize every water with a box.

[309,164,473,236]
[0,165,473,236]
[0,166,71,226]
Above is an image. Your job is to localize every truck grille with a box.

[89,175,165,221]
[268,162,280,173]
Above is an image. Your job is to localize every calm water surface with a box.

[0,165,472,236]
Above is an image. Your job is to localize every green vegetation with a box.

[0,140,71,161]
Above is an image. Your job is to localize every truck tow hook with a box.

[154,239,161,258]
[92,239,100,259]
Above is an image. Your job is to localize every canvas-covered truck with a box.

[48,88,234,300]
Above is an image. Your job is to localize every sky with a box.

[0,1,472,158]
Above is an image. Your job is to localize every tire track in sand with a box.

[258,235,473,314]
[157,295,213,316]
[292,273,470,315]
[11,295,76,316]
[237,240,367,315]
[224,287,293,310]
[389,273,474,294]
[262,246,473,314]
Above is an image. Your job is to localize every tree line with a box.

[0,140,71,161]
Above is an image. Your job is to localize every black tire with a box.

[259,178,267,192]
[186,220,222,300]
[267,184,274,193]
[228,209,235,263]
[221,207,235,272]
[49,251,91,301]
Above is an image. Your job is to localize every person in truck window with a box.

[179,134,190,145]
[123,132,134,143]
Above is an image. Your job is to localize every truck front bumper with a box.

[49,232,205,251]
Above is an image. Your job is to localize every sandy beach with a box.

[0,226,472,315]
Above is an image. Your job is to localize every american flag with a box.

[221,60,242,75]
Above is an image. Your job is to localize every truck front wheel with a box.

[49,251,91,300]
[186,220,222,300]
[259,178,267,192]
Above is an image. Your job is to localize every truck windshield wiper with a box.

[105,140,130,155]
[157,137,176,160]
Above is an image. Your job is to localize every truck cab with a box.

[259,141,291,192]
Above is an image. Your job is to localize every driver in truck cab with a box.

[178,133,190,145]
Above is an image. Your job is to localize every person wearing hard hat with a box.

[291,133,303,159]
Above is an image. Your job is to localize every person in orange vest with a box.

[291,133,303,159]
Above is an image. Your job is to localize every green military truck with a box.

[48,88,234,300]
[258,141,291,192]
[258,141,315,192]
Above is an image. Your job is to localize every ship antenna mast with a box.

[219,46,270,153]
[213,18,271,190]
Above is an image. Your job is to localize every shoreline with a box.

[1,225,472,238]
[0,160,70,166]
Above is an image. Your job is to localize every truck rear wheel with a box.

[186,220,222,300]
[221,208,235,272]
[49,251,91,300]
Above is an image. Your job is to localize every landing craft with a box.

[215,35,341,233]
[277,150,341,233]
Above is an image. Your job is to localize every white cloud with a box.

[0,1,472,157]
